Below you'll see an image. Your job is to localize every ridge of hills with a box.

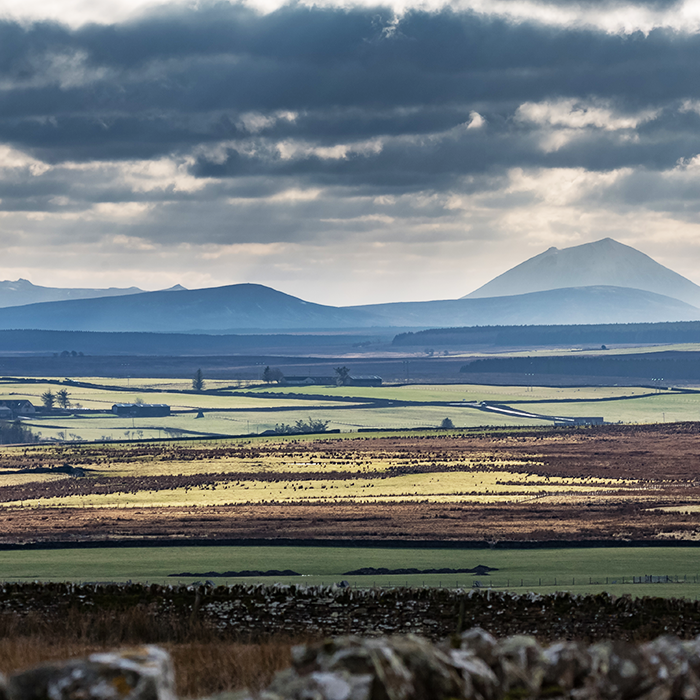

[0,239,699,333]
[0,283,379,332]
[464,238,700,307]
[353,285,700,327]
[0,279,187,308]
[0,283,696,333]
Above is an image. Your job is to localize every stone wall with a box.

[5,630,700,700]
[1,582,700,642]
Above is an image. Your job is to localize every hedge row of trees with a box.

[0,420,38,444]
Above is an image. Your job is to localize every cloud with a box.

[0,1,700,303]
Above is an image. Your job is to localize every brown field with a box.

[2,422,700,543]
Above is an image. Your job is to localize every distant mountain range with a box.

[0,239,698,332]
[0,279,186,308]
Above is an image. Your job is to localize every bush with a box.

[273,418,330,434]
[0,420,39,444]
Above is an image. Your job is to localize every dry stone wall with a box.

[2,582,700,642]
[6,631,700,700]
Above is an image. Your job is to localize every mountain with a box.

[0,279,190,308]
[0,283,695,333]
[464,238,700,307]
[354,286,700,327]
[0,283,379,332]
[0,279,147,308]
[0,239,698,333]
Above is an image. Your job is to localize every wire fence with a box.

[353,574,700,589]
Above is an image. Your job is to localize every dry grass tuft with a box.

[0,609,300,697]
[0,637,296,698]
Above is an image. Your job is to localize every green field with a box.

[0,545,697,599]
[2,378,698,442]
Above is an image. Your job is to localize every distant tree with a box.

[192,368,205,392]
[263,366,284,383]
[295,417,329,433]
[273,417,329,435]
[134,397,145,405]
[0,420,38,445]
[56,389,71,409]
[440,417,455,429]
[41,390,55,410]
[334,366,351,386]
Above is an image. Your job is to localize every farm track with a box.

[1,422,700,544]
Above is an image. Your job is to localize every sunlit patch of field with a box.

[18,404,547,443]
[2,381,699,445]
[531,394,700,424]
[653,505,700,514]
[0,425,642,509]
[12,468,633,509]
[62,377,259,391]
[0,381,349,411]
[448,343,700,359]
[245,383,668,404]
[0,473,68,487]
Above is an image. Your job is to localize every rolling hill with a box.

[0,239,699,332]
[0,283,379,332]
[354,286,700,327]
[0,283,696,333]
[464,238,700,307]
[0,279,148,308]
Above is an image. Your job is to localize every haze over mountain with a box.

[464,238,700,307]
[0,279,187,308]
[0,283,696,333]
[355,286,700,327]
[0,284,378,332]
[0,238,698,332]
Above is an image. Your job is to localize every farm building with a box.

[0,400,36,417]
[112,403,170,417]
[282,375,383,387]
[282,376,337,386]
[348,375,383,387]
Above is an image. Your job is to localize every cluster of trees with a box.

[41,389,71,410]
[0,420,38,444]
[262,366,284,383]
[273,417,330,434]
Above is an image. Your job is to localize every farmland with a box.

[1,421,700,548]
[2,377,700,441]
[0,545,699,600]
[3,377,700,601]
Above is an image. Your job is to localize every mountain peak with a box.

[464,238,700,307]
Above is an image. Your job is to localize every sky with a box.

[1,0,700,305]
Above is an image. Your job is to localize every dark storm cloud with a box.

[1,2,700,197]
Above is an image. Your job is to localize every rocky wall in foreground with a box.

[5,629,700,700]
[1,582,700,643]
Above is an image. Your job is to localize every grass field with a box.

[0,424,640,509]
[3,378,699,441]
[0,545,697,599]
